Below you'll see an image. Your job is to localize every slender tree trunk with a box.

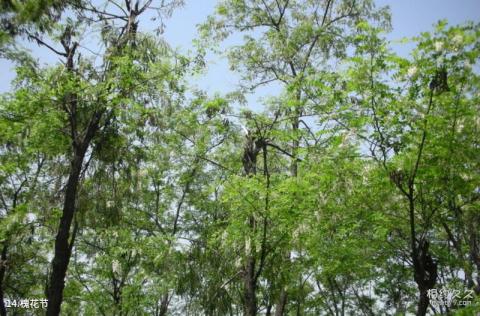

[409,196,437,316]
[275,90,302,316]
[46,150,86,315]
[266,303,272,316]
[241,134,262,316]
[0,244,8,316]
[467,223,480,294]
[244,256,257,316]
[159,293,169,316]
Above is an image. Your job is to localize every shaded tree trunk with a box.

[46,149,87,315]
[409,200,437,316]
[0,244,7,316]
[275,87,302,316]
[244,255,257,316]
[266,302,272,316]
[241,134,263,316]
[47,94,103,315]
[274,291,287,316]
[158,293,170,316]
[467,221,480,294]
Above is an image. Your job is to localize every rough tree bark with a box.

[241,133,263,316]
[47,115,103,315]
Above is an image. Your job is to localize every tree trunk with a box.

[241,134,262,316]
[0,244,8,316]
[46,150,86,315]
[274,291,287,316]
[275,92,301,316]
[159,293,170,316]
[467,222,480,294]
[402,183,436,316]
[416,288,429,316]
[412,239,437,316]
[244,256,257,316]
[266,303,272,316]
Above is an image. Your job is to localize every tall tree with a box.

[200,0,389,314]
[344,20,480,315]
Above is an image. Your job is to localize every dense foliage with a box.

[0,0,479,315]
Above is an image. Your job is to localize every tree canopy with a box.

[0,0,479,315]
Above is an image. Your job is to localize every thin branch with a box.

[26,33,67,57]
[266,142,302,162]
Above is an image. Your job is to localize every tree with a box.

[344,20,480,315]
[0,1,479,315]
[2,1,183,314]
[199,0,389,314]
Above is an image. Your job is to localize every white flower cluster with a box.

[452,34,463,46]
[245,237,251,254]
[434,41,444,52]
[407,66,418,78]
[112,259,121,274]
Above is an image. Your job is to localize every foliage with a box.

[0,1,479,315]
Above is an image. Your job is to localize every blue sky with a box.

[1,0,479,96]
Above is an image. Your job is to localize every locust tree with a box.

[343,21,480,315]
[199,0,389,314]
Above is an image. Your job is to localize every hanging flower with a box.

[407,66,418,78]
[25,212,37,224]
[245,237,251,255]
[434,41,444,52]
[452,34,463,46]
[112,260,121,275]
[221,230,228,244]
[235,257,242,269]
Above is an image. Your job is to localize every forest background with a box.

[0,0,480,315]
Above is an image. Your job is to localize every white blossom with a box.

[25,212,37,224]
[221,230,228,244]
[245,237,251,254]
[434,41,444,52]
[407,66,418,78]
[106,200,114,208]
[293,223,308,241]
[452,34,463,46]
[112,259,121,274]
[456,118,465,132]
[235,257,242,268]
